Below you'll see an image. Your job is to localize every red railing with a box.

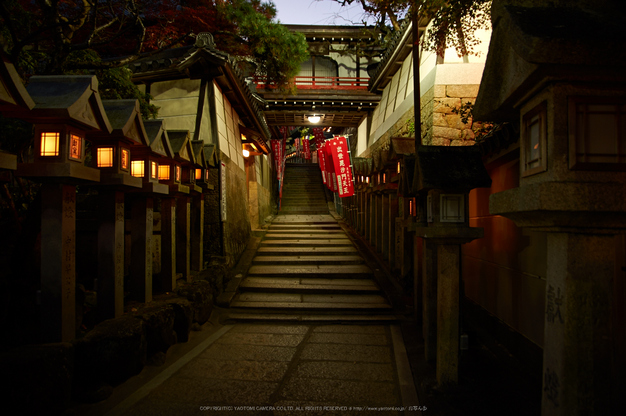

[254,76,369,91]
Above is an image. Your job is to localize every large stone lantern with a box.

[473,1,626,414]
[9,75,112,342]
[410,145,491,385]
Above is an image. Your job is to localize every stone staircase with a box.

[226,164,396,323]
[279,163,329,214]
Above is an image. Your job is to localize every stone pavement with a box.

[96,320,421,416]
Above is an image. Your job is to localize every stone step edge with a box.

[229,301,393,310]
[221,313,399,323]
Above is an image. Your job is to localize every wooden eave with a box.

[215,63,271,143]
[368,18,429,93]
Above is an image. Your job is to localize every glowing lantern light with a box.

[158,165,170,180]
[131,160,144,177]
[97,147,114,168]
[40,132,60,156]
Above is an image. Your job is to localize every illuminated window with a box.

[151,161,157,179]
[195,169,202,180]
[69,134,82,160]
[175,165,181,181]
[409,199,415,216]
[131,160,144,177]
[120,148,129,170]
[97,147,114,168]
[205,170,209,181]
[522,102,547,176]
[158,164,170,180]
[40,132,60,156]
[397,161,401,174]
[382,173,386,183]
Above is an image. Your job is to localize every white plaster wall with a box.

[214,82,230,158]
[357,117,368,157]
[367,24,491,146]
[149,79,201,135]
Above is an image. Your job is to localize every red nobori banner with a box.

[295,136,301,157]
[324,141,337,192]
[271,139,285,180]
[318,142,327,185]
[303,135,311,159]
[329,136,354,197]
[312,128,325,148]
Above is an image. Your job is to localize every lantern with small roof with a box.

[87,100,150,188]
[130,119,170,195]
[12,76,112,182]
[159,130,189,195]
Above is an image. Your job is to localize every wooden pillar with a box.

[374,194,383,249]
[368,193,375,245]
[160,197,176,292]
[97,190,125,320]
[389,194,398,269]
[422,239,438,363]
[542,233,615,416]
[176,196,191,281]
[130,197,153,302]
[40,183,76,342]
[190,194,204,272]
[379,193,391,260]
[436,243,461,385]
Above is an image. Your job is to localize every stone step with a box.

[269,224,342,229]
[239,277,379,293]
[251,255,364,265]
[264,233,350,239]
[272,216,335,223]
[247,264,373,279]
[230,292,392,311]
[222,313,398,324]
[256,246,358,255]
[269,226,345,235]
[259,239,354,246]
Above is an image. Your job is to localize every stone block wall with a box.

[427,84,481,146]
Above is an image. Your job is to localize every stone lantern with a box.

[383,137,414,267]
[90,99,148,188]
[10,76,112,342]
[86,99,149,319]
[192,141,216,190]
[131,119,170,195]
[127,119,169,302]
[166,130,194,282]
[473,1,626,413]
[409,145,491,386]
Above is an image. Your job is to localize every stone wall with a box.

[221,157,250,266]
[428,84,480,146]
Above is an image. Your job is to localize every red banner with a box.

[303,135,311,159]
[329,136,354,197]
[324,141,337,192]
[318,142,327,185]
[295,137,300,157]
[312,128,325,150]
[271,139,287,180]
